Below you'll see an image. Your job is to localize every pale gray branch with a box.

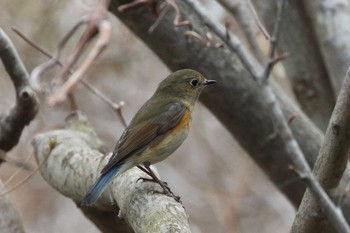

[291,68,350,233]
[32,111,191,233]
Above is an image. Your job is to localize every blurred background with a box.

[0,0,295,232]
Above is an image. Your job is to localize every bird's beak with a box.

[203,79,217,86]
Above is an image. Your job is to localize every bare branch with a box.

[251,0,335,131]
[47,20,111,106]
[262,0,285,81]
[246,0,269,40]
[216,0,265,63]
[291,67,350,233]
[118,0,157,15]
[30,0,111,107]
[166,0,192,28]
[32,111,191,233]
[0,28,39,152]
[0,150,33,170]
[13,28,127,128]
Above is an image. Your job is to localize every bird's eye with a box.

[190,79,198,87]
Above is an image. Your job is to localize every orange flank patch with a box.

[172,109,191,133]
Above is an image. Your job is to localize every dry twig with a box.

[30,0,111,106]
[118,0,158,15]
[12,28,127,128]
[217,0,264,63]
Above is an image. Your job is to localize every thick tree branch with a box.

[291,68,350,233]
[0,28,39,152]
[32,111,191,233]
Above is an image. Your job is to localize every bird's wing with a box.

[100,102,187,175]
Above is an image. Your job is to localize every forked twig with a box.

[47,20,111,106]
[262,0,285,82]
[13,28,127,128]
[30,0,111,106]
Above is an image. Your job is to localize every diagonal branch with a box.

[31,0,111,106]
[32,111,191,233]
[13,28,127,128]
[291,67,350,233]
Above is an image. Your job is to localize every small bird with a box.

[81,69,216,205]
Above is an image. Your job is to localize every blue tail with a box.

[81,165,122,206]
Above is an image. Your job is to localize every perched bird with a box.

[81,69,216,205]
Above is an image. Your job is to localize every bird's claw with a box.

[150,189,182,203]
[137,177,155,183]
[137,175,181,203]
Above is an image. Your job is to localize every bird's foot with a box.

[138,177,181,203]
[151,189,182,203]
[137,177,168,186]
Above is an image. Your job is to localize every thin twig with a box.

[184,31,205,43]
[262,0,285,82]
[148,4,170,33]
[118,0,158,15]
[12,28,127,128]
[30,20,88,92]
[47,20,111,106]
[246,0,270,40]
[0,150,33,170]
[185,0,261,80]
[166,0,192,28]
[82,82,127,128]
[0,151,34,189]
[29,0,111,106]
[216,0,264,63]
[0,150,49,196]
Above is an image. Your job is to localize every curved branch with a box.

[32,111,191,233]
[0,28,39,151]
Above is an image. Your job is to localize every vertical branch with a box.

[0,29,39,151]
[262,0,285,81]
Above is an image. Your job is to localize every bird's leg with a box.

[137,164,169,185]
[137,163,181,202]
[137,165,153,179]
